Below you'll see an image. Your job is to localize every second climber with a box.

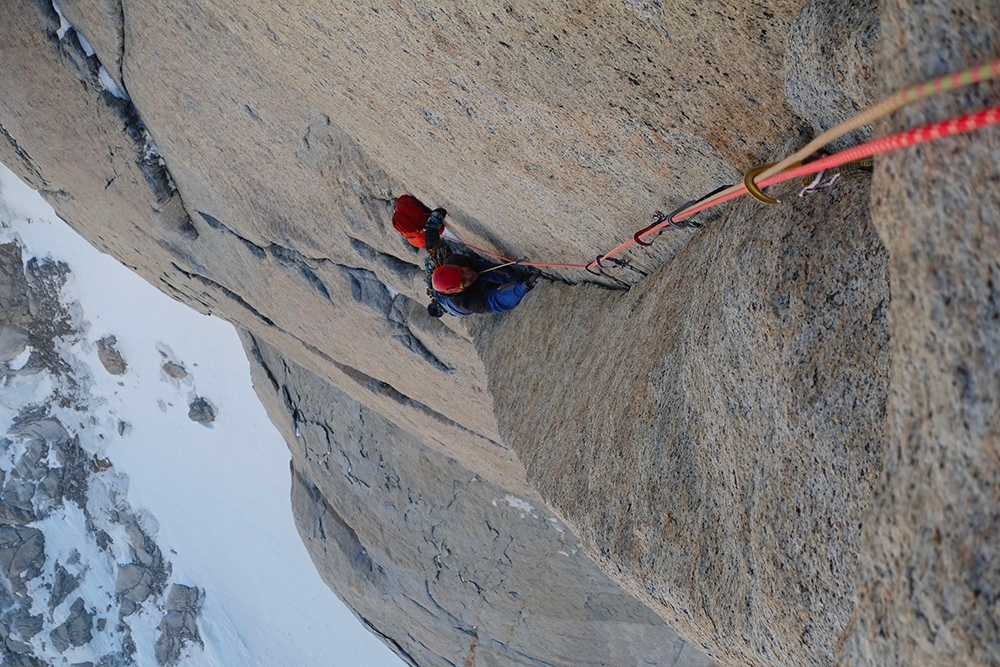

[423,211,540,316]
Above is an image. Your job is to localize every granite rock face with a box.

[0,0,812,491]
[0,526,46,588]
[112,0,806,280]
[244,331,713,667]
[473,177,890,666]
[834,4,1000,666]
[0,0,525,495]
[784,0,879,152]
[3,0,1000,665]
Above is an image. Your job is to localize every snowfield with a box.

[0,162,402,666]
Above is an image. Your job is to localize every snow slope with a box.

[0,162,403,666]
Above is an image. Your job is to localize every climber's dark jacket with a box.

[424,225,531,316]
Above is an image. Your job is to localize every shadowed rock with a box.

[50,563,80,613]
[50,597,93,652]
[0,526,45,590]
[187,397,215,424]
[0,243,32,369]
[154,584,204,666]
[114,511,169,617]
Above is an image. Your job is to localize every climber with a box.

[423,213,540,317]
[390,193,539,316]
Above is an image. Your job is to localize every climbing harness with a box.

[443,59,1000,286]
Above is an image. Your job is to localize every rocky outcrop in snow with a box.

[186,397,215,425]
[155,585,204,666]
[0,237,204,665]
[50,597,94,652]
[96,336,127,375]
[161,361,187,379]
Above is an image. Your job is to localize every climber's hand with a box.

[426,208,447,230]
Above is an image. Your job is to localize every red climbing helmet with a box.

[432,265,465,294]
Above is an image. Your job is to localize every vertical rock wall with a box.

[5,0,1000,664]
[244,331,714,667]
[0,0,528,498]
[836,3,1000,665]
[473,176,890,666]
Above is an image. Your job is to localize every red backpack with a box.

[392,194,442,249]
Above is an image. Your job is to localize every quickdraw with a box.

[587,255,632,289]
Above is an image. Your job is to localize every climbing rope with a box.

[675,105,1000,219]
[448,60,1000,282]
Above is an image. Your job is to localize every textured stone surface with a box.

[834,3,1000,666]
[56,0,127,90]
[0,0,812,513]
[6,0,1000,664]
[0,526,45,589]
[2,412,92,523]
[784,0,879,151]
[96,335,127,375]
[0,243,32,367]
[50,597,94,653]
[114,509,169,617]
[473,178,889,666]
[118,0,805,280]
[245,331,714,667]
[161,361,187,379]
[154,584,204,666]
[50,563,80,613]
[0,244,30,320]
[0,0,523,494]
[186,397,215,424]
